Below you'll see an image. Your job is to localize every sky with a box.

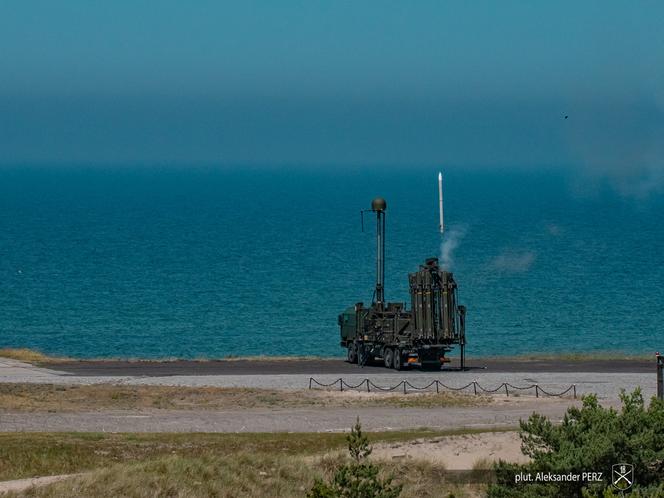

[0,1,663,175]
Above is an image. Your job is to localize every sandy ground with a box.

[371,431,529,469]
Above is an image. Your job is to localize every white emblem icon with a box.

[612,463,633,490]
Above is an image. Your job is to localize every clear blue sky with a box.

[1,1,662,169]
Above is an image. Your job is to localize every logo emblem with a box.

[612,463,633,490]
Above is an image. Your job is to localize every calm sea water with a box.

[1,166,663,359]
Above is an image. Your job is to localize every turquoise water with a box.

[1,167,663,359]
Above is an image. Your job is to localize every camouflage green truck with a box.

[339,198,466,370]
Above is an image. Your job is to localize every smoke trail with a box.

[440,226,467,270]
[491,249,536,272]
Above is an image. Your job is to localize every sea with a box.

[1,166,663,359]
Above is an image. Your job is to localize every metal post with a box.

[366,379,370,393]
[535,385,539,398]
[657,353,663,401]
[403,381,407,394]
[359,343,369,368]
[362,198,387,308]
[504,384,509,397]
[459,306,466,371]
[375,209,385,305]
[473,381,477,396]
[436,381,439,394]
[573,384,577,399]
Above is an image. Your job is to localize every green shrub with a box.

[308,418,403,498]
[488,389,664,497]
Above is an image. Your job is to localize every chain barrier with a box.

[475,382,508,394]
[367,380,404,392]
[309,377,342,389]
[404,380,438,391]
[437,381,476,392]
[342,379,370,390]
[309,377,577,398]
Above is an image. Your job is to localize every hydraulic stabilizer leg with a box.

[358,343,366,368]
[459,305,466,371]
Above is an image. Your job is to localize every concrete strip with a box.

[0,358,655,400]
[45,357,656,376]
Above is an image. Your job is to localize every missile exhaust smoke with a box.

[439,225,466,270]
[436,170,465,270]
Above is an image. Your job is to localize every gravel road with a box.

[0,358,655,400]
[0,357,654,433]
[0,398,587,433]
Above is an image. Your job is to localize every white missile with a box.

[438,171,444,233]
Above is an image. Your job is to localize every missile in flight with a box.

[438,171,444,234]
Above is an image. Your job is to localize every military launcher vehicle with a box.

[339,198,466,370]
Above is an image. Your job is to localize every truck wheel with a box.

[383,348,393,368]
[393,349,402,371]
[347,345,357,364]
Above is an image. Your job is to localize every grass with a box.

[0,383,487,412]
[0,349,68,364]
[0,429,505,481]
[6,453,479,498]
[0,431,490,497]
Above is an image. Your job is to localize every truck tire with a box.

[347,345,357,364]
[383,348,393,368]
[393,349,402,371]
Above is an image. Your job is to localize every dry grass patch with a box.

[5,452,484,498]
[0,349,68,364]
[0,429,506,483]
[0,383,487,412]
[4,453,313,498]
[0,347,334,364]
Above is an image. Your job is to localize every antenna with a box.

[361,198,387,306]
